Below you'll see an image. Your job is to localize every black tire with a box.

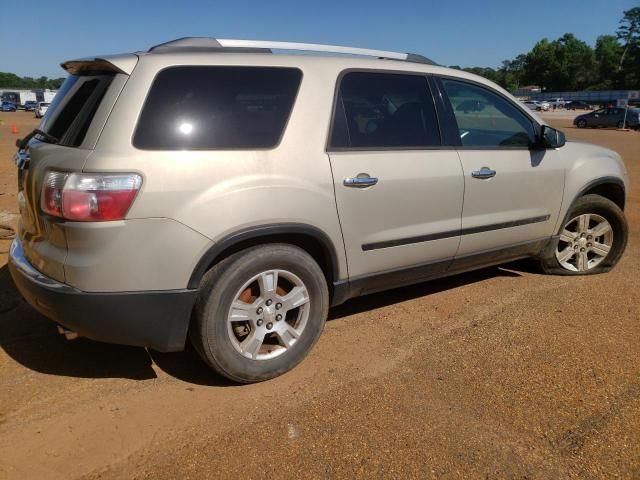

[617,120,625,129]
[539,194,628,275]
[190,244,329,383]
[577,119,587,128]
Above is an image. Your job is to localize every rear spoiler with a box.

[61,53,139,75]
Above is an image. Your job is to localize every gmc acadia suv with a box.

[9,38,629,383]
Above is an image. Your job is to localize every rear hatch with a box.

[16,55,136,282]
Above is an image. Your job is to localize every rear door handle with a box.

[344,174,378,188]
[471,167,497,179]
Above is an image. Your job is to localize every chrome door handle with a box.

[344,174,378,188]
[471,167,497,179]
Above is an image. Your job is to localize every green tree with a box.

[462,66,500,83]
[617,7,640,88]
[48,78,65,89]
[523,38,558,90]
[0,72,66,90]
[558,33,597,90]
[497,54,526,91]
[523,34,595,90]
[594,35,622,88]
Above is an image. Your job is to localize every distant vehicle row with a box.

[0,101,50,117]
[523,99,595,111]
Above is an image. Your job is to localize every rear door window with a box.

[133,67,302,150]
[329,72,440,149]
[40,74,115,147]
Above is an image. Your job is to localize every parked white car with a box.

[34,102,49,119]
[538,101,550,111]
[523,100,541,111]
[548,98,566,108]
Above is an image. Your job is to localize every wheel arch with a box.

[188,223,342,294]
[575,177,626,211]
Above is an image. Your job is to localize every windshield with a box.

[39,73,115,147]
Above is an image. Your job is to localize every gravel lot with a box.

[0,111,638,479]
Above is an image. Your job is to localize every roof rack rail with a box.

[148,37,437,65]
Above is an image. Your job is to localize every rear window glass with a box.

[133,67,303,150]
[40,74,115,147]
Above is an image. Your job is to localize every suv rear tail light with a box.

[41,171,142,221]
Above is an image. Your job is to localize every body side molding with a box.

[362,215,550,251]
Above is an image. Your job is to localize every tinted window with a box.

[442,79,535,148]
[134,67,302,150]
[40,74,114,147]
[330,72,439,149]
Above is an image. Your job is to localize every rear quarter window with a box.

[133,66,303,150]
[40,74,115,147]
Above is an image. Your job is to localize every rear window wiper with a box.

[16,129,59,150]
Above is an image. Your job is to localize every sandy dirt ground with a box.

[0,111,639,479]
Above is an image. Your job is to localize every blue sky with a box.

[0,0,635,78]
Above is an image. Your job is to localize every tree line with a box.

[0,72,65,90]
[452,7,639,92]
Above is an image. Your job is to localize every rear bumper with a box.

[8,238,197,352]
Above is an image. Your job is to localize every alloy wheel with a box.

[227,269,310,360]
[555,213,613,272]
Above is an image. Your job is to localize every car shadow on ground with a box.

[0,260,537,386]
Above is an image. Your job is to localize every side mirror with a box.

[539,125,566,149]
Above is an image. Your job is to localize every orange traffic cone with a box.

[11,124,18,134]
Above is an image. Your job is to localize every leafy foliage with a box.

[0,72,65,90]
[453,9,639,91]
[617,7,640,89]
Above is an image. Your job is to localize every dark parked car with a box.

[565,101,592,110]
[1,101,17,112]
[23,101,38,112]
[574,107,640,129]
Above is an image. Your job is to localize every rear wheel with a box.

[577,119,587,128]
[190,244,329,383]
[617,120,625,129]
[539,194,627,275]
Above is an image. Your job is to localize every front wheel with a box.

[190,244,329,383]
[617,120,625,129]
[539,194,627,275]
[577,119,587,128]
